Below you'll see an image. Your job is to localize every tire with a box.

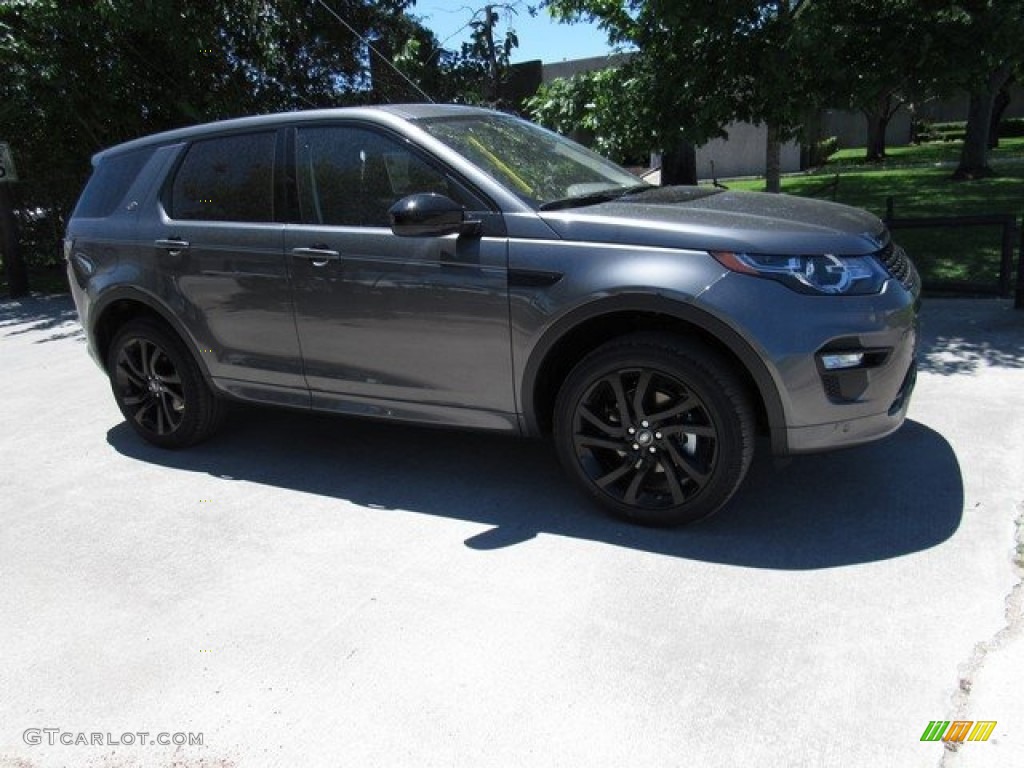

[553,333,755,526]
[106,318,224,449]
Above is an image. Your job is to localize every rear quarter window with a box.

[168,132,276,222]
[73,147,156,218]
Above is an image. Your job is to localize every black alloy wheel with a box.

[555,334,754,526]
[107,319,223,448]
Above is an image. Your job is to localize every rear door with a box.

[284,122,515,428]
[141,129,307,404]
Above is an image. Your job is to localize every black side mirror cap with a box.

[389,193,482,238]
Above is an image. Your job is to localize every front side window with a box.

[169,132,276,222]
[295,125,471,228]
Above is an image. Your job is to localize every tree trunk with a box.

[955,64,1013,180]
[800,108,822,170]
[0,182,29,297]
[482,5,500,104]
[864,114,885,161]
[862,92,901,161]
[661,142,697,186]
[988,77,1013,149]
[765,123,782,193]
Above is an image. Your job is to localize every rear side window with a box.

[74,147,155,218]
[169,132,276,222]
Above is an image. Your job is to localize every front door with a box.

[285,123,516,429]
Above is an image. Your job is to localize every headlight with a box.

[711,251,888,295]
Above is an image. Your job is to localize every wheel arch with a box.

[521,294,788,454]
[90,287,210,381]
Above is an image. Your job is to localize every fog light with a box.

[821,352,865,370]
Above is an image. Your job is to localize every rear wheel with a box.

[107,319,223,448]
[554,334,754,526]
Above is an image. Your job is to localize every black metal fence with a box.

[883,196,1023,309]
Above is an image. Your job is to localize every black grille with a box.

[875,242,920,293]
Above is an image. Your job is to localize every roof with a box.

[92,103,496,164]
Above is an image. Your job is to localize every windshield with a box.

[416,113,648,209]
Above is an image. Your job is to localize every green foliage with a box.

[0,0,420,228]
[916,122,968,143]
[999,118,1024,138]
[816,136,840,162]
[396,4,522,108]
[542,0,818,153]
[457,5,520,105]
[800,1,936,111]
[538,1,1022,175]
[526,69,649,162]
[926,1,1024,176]
[916,118,1024,143]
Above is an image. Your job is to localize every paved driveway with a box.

[1,295,1021,767]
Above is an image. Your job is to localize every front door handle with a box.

[155,238,190,255]
[291,246,341,267]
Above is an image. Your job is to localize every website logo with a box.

[921,720,997,743]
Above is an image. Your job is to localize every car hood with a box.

[537,187,889,256]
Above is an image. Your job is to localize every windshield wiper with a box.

[538,184,654,212]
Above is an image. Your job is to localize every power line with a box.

[314,0,434,103]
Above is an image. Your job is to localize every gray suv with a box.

[66,104,919,526]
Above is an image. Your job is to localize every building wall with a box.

[821,109,914,150]
[696,122,801,180]
[916,84,1024,123]
[541,55,630,83]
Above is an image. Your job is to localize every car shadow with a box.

[107,408,963,570]
[8,291,966,567]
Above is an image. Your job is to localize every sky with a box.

[417,1,616,64]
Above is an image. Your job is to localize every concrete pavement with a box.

[0,294,1021,767]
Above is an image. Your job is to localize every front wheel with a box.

[554,334,755,526]
[107,319,224,449]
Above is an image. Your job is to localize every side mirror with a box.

[388,193,481,238]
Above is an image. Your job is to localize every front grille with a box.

[875,242,920,294]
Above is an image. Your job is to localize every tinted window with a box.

[295,126,472,227]
[170,132,276,222]
[74,147,155,218]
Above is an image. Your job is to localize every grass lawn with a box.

[724,138,1024,290]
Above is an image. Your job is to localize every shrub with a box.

[816,136,839,162]
[915,117,1024,143]
[998,117,1024,138]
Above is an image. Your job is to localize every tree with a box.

[0,0,423,274]
[931,0,1024,178]
[526,68,649,163]
[801,0,939,162]
[541,1,820,189]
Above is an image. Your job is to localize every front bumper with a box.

[785,357,916,453]
[697,272,919,455]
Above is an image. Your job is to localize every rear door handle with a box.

[291,246,341,267]
[155,238,190,254]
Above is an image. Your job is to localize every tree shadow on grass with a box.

[107,409,963,571]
